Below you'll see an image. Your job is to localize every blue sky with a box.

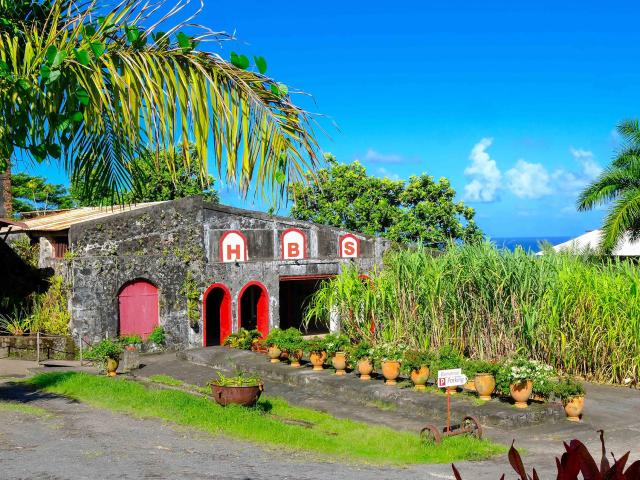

[18,1,640,237]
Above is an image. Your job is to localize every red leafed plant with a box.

[452,431,640,480]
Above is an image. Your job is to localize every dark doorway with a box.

[204,284,231,346]
[279,277,330,335]
[238,282,269,337]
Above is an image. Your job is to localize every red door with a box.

[118,280,159,339]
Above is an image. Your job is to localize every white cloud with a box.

[463,138,502,202]
[377,167,400,181]
[570,147,602,179]
[505,159,553,199]
[363,149,403,164]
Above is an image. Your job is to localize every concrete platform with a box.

[180,346,563,428]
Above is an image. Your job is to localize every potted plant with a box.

[147,326,166,352]
[323,333,350,375]
[374,343,406,385]
[348,342,375,380]
[265,329,285,363]
[466,359,499,401]
[434,346,464,394]
[403,350,432,390]
[277,328,305,367]
[223,328,261,350]
[119,334,142,351]
[208,372,263,407]
[85,339,123,376]
[497,357,552,408]
[305,337,327,371]
[555,377,586,422]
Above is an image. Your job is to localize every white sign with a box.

[339,234,359,258]
[437,368,468,388]
[281,228,306,259]
[220,231,247,263]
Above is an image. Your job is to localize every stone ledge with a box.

[180,346,563,429]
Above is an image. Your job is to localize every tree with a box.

[577,120,640,253]
[289,155,483,248]
[11,172,75,214]
[72,147,219,204]
[0,0,319,214]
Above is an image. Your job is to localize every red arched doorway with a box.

[203,283,232,346]
[118,279,159,339]
[238,281,269,337]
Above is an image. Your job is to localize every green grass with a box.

[148,374,184,386]
[0,400,51,417]
[27,372,504,464]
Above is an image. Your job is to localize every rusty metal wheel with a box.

[462,415,483,439]
[420,424,442,445]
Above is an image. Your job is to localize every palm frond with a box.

[599,187,640,253]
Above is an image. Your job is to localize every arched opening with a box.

[238,281,269,337]
[203,283,232,346]
[118,279,159,339]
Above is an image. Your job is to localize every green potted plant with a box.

[496,357,553,408]
[147,326,166,351]
[208,372,263,407]
[85,339,123,376]
[403,350,432,390]
[119,334,142,350]
[305,337,328,371]
[348,342,375,380]
[265,328,285,363]
[465,359,499,400]
[554,377,586,422]
[223,328,261,350]
[277,328,305,367]
[433,346,464,394]
[323,333,350,375]
[373,343,407,385]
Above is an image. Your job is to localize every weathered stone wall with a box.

[68,197,204,346]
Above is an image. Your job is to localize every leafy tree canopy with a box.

[578,119,640,253]
[11,171,75,213]
[71,147,219,205]
[289,155,483,248]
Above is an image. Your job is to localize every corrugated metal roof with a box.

[0,202,167,234]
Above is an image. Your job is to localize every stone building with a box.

[2,196,388,348]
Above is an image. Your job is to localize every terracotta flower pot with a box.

[309,351,327,371]
[332,351,347,375]
[357,358,373,380]
[267,346,282,363]
[290,349,303,368]
[410,366,430,390]
[106,357,119,377]
[210,383,264,407]
[381,360,401,385]
[474,373,496,401]
[510,379,533,408]
[563,395,585,422]
[464,379,476,391]
[280,349,290,362]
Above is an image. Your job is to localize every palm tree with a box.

[0,0,320,214]
[577,120,640,253]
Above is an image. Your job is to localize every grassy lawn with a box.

[147,374,184,386]
[28,372,504,465]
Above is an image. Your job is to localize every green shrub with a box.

[433,346,464,371]
[119,334,142,345]
[322,333,350,356]
[554,377,585,401]
[304,337,327,354]
[463,359,500,378]
[372,342,407,364]
[148,326,166,345]
[265,328,304,352]
[347,341,374,362]
[30,275,70,335]
[85,339,123,363]
[495,357,554,396]
[223,328,261,350]
[402,350,432,373]
[208,371,262,387]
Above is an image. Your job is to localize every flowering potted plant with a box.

[323,333,350,375]
[373,343,407,385]
[403,350,432,390]
[348,342,375,380]
[554,377,586,421]
[497,357,553,408]
[305,337,328,371]
[85,339,123,377]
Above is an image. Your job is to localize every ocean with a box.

[490,237,572,253]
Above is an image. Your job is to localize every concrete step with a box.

[180,346,563,429]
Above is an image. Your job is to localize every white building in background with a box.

[541,229,640,257]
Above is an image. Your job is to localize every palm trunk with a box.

[0,162,11,218]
